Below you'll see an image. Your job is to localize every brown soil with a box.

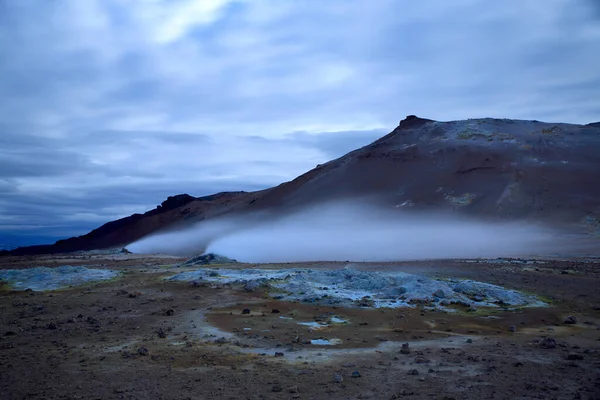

[1,254,599,399]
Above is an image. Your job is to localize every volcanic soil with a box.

[1,253,599,399]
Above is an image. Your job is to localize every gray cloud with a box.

[0,0,599,245]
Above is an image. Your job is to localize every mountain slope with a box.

[4,116,600,256]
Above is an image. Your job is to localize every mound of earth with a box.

[181,253,238,266]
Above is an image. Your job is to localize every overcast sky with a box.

[1,0,599,246]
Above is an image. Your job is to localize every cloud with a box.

[0,0,599,244]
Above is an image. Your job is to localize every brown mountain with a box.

[4,115,600,256]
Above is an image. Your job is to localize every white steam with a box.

[127,201,557,262]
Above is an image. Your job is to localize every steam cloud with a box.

[127,201,557,262]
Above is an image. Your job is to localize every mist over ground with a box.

[128,201,557,262]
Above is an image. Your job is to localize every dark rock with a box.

[271,308,280,314]
[351,371,361,378]
[272,385,283,392]
[566,353,584,360]
[46,322,57,330]
[137,346,149,356]
[564,316,577,324]
[540,337,556,349]
[182,253,238,266]
[164,309,175,316]
[156,328,167,339]
[399,115,434,130]
[432,289,445,298]
[400,343,411,354]
[274,352,284,357]
[509,325,517,332]
[4,331,16,336]
[334,374,344,383]
[408,369,419,375]
[242,308,251,315]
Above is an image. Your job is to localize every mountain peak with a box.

[398,115,434,130]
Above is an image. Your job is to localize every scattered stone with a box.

[128,291,142,298]
[466,338,473,343]
[509,325,517,332]
[564,316,577,325]
[46,322,57,330]
[433,289,445,298]
[400,343,411,354]
[164,309,175,316]
[272,385,282,393]
[242,308,251,315]
[274,352,284,357]
[540,337,556,349]
[408,369,419,376]
[271,308,280,313]
[473,295,485,302]
[351,371,361,378]
[156,328,167,339]
[137,347,149,356]
[334,374,344,383]
[288,386,299,394]
[4,331,16,336]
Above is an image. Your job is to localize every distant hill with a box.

[4,115,600,256]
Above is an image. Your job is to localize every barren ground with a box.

[1,253,599,400]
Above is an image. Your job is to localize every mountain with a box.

[4,116,600,256]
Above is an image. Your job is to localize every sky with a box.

[1,0,599,246]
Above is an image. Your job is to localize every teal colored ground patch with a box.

[0,266,120,291]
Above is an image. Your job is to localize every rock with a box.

[509,325,517,332]
[46,322,57,330]
[137,346,149,356]
[4,331,16,336]
[351,371,361,378]
[540,337,556,349]
[182,253,238,266]
[242,308,251,315]
[400,343,411,354]
[564,316,577,324]
[433,289,445,299]
[288,386,299,394]
[271,309,280,314]
[156,328,167,339]
[408,369,419,375]
[466,338,473,343]
[334,374,344,383]
[164,309,174,316]
[274,352,284,357]
[272,385,283,392]
[473,295,484,302]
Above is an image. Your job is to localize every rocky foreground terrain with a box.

[1,253,599,399]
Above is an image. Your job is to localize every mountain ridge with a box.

[3,115,600,256]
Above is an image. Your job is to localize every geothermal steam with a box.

[128,201,556,262]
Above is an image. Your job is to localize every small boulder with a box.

[137,347,149,356]
[564,316,577,325]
